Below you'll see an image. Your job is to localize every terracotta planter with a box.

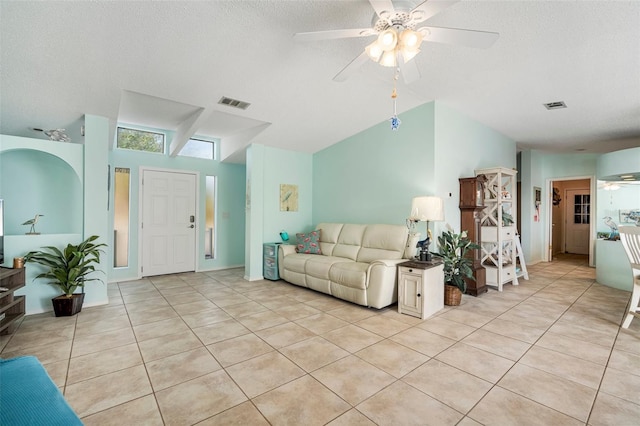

[52,293,85,317]
[444,285,462,306]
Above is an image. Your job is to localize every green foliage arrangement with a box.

[24,235,106,297]
[437,225,481,293]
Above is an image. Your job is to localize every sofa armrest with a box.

[369,259,406,268]
[279,244,297,257]
[366,259,406,286]
[365,259,405,308]
[278,244,297,278]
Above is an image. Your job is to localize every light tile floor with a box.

[2,254,639,425]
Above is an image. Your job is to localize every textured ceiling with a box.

[1,0,639,163]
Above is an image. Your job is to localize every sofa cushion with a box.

[329,262,369,290]
[283,253,316,273]
[315,223,344,256]
[305,256,353,280]
[357,224,408,263]
[333,224,366,260]
[296,231,322,254]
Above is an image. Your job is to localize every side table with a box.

[263,242,282,280]
[397,259,444,320]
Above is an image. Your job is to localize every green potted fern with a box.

[24,235,106,316]
[437,225,480,306]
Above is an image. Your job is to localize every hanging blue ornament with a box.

[389,87,400,130]
[390,115,401,130]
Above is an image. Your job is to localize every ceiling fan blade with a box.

[294,28,376,42]
[369,0,395,21]
[400,58,421,84]
[410,0,460,24]
[333,51,370,82]
[421,26,499,49]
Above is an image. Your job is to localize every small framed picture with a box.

[620,209,640,224]
[280,184,298,212]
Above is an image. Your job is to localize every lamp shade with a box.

[410,196,444,221]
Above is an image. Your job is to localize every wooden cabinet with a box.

[397,260,444,319]
[0,267,26,335]
[263,243,281,280]
[459,176,488,296]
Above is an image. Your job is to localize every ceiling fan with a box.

[294,0,499,84]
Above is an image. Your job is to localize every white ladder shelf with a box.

[514,232,529,283]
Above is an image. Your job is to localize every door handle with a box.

[189,224,194,228]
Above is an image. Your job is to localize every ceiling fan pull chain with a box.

[390,68,401,130]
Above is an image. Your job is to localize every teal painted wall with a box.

[519,149,545,263]
[109,125,246,282]
[244,144,264,280]
[262,146,313,240]
[313,102,436,226]
[0,150,82,235]
[243,144,313,280]
[0,132,109,313]
[312,101,517,243]
[83,115,110,308]
[597,147,640,179]
[433,103,516,237]
[540,152,598,179]
[523,151,598,264]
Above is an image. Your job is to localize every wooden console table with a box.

[0,267,26,335]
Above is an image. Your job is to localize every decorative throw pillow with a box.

[296,230,322,254]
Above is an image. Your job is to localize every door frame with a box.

[138,166,200,279]
[545,175,596,267]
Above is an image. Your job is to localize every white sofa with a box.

[278,223,410,309]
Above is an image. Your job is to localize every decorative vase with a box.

[444,285,462,306]
[52,293,85,317]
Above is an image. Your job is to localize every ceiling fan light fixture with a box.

[378,29,398,51]
[401,47,420,63]
[418,27,430,38]
[400,29,422,49]
[380,50,397,67]
[365,41,384,62]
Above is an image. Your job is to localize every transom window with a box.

[117,127,165,153]
[178,138,216,160]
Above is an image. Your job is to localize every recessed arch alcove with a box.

[0,148,82,235]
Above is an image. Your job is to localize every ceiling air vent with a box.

[543,101,567,110]
[218,96,251,110]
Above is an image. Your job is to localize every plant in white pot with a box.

[437,225,480,306]
[24,235,106,316]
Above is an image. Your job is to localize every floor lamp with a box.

[408,196,445,261]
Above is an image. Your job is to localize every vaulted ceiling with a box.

[1,1,639,163]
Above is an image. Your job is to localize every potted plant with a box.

[24,235,106,316]
[437,225,481,306]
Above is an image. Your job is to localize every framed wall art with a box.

[620,209,640,224]
[280,184,298,212]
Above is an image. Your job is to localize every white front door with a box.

[141,169,197,277]
[565,189,590,254]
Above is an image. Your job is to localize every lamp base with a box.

[418,250,431,262]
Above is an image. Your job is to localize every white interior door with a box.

[141,169,197,277]
[564,188,590,254]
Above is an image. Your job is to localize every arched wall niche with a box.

[0,148,82,235]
